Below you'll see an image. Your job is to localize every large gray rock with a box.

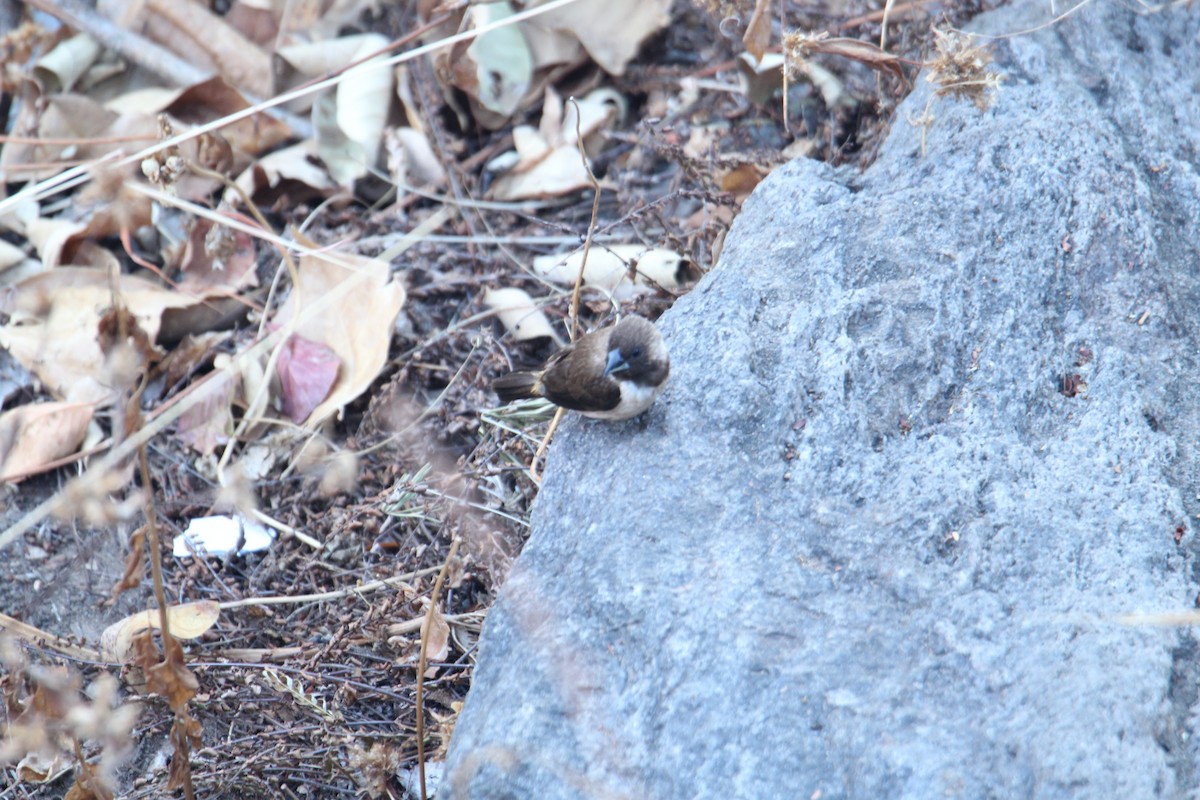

[442,3,1200,798]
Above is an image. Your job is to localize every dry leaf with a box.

[22,217,88,269]
[225,0,278,46]
[804,61,852,108]
[100,0,274,98]
[165,77,288,157]
[422,603,450,678]
[490,145,591,200]
[743,0,773,63]
[176,372,235,455]
[511,123,550,166]
[136,634,200,717]
[33,33,102,94]
[0,238,28,273]
[108,76,289,160]
[428,0,652,127]
[313,93,370,185]
[16,750,68,784]
[736,52,785,105]
[275,239,405,426]
[276,334,341,424]
[529,0,671,75]
[306,34,395,184]
[719,163,769,199]
[216,348,271,442]
[63,759,112,800]
[432,1,535,129]
[0,94,146,185]
[157,297,248,348]
[483,288,560,343]
[520,15,584,71]
[232,140,335,203]
[335,34,394,178]
[99,601,220,664]
[385,127,447,191]
[462,2,532,117]
[394,63,424,131]
[317,450,359,497]
[165,710,203,789]
[0,402,94,483]
[170,218,258,293]
[277,35,375,77]
[111,527,146,601]
[276,0,374,41]
[487,88,620,200]
[237,442,279,481]
[531,246,688,298]
[0,268,203,404]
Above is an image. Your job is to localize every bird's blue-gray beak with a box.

[604,348,629,377]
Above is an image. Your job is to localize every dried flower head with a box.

[926,29,1003,111]
[783,31,905,83]
[782,31,830,80]
[141,114,185,190]
[0,655,139,797]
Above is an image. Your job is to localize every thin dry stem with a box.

[880,0,897,51]
[528,407,566,485]
[528,97,605,484]
[953,0,1095,39]
[216,567,441,609]
[567,97,603,343]
[138,441,195,800]
[417,539,460,800]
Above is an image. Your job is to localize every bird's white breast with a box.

[581,379,665,421]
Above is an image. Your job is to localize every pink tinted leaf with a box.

[276,334,341,424]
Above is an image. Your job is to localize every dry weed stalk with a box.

[416,539,461,800]
[783,30,906,83]
[0,643,139,798]
[135,432,200,799]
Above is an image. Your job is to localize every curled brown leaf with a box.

[783,31,906,83]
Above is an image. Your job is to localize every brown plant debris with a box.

[783,30,907,83]
[925,28,1003,111]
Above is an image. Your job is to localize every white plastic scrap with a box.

[172,515,275,558]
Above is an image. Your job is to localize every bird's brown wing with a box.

[539,342,621,413]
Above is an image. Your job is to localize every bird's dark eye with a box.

[629,346,644,359]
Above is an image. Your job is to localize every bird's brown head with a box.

[604,316,670,388]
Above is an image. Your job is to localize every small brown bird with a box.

[493,316,670,420]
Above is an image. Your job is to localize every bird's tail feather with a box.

[493,372,542,403]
